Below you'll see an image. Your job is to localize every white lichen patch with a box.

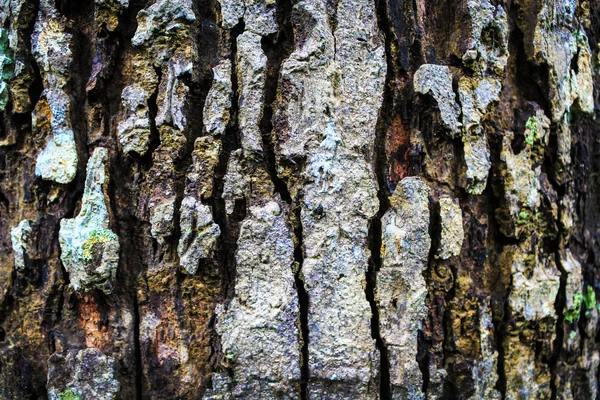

[502,239,560,321]
[222,149,245,215]
[469,301,501,400]
[117,85,153,154]
[131,0,195,50]
[458,76,501,195]
[458,77,501,130]
[236,31,268,156]
[59,148,120,294]
[150,201,176,244]
[35,117,78,184]
[177,136,222,273]
[32,2,78,184]
[414,64,462,137]
[203,60,233,136]
[462,130,491,195]
[378,177,430,399]
[273,0,386,396]
[215,197,301,397]
[438,195,464,259]
[10,219,32,272]
[217,0,277,36]
[47,348,120,400]
[463,0,508,75]
[177,198,220,275]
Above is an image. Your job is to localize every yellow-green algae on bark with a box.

[59,148,119,294]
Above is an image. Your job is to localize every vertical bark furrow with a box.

[0,0,599,398]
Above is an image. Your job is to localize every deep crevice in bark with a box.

[367,0,397,398]
[260,0,293,204]
[366,213,390,400]
[550,251,568,400]
[291,202,310,400]
[257,0,310,396]
[212,20,245,300]
[133,294,143,400]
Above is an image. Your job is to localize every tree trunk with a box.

[0,0,599,398]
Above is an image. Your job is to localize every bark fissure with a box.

[1,0,599,398]
[366,213,390,399]
[367,1,395,398]
[133,294,143,400]
[212,20,245,299]
[292,202,310,400]
[259,0,293,204]
[549,251,568,400]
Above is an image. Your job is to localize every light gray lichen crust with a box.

[59,148,120,294]
[215,197,301,397]
[11,219,32,272]
[438,195,464,260]
[378,177,431,399]
[236,31,268,156]
[203,60,233,136]
[274,0,387,396]
[218,0,277,36]
[32,1,78,184]
[413,64,462,137]
[47,348,120,400]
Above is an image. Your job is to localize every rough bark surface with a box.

[0,0,599,399]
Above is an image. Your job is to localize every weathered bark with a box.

[0,0,599,398]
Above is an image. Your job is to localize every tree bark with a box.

[0,0,599,398]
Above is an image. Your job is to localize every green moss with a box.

[0,28,14,111]
[565,287,597,323]
[525,117,539,146]
[59,389,82,400]
[584,285,596,317]
[569,330,577,340]
[565,292,583,323]
[517,210,530,224]
[82,229,118,260]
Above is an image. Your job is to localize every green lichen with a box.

[524,117,539,146]
[0,27,15,111]
[82,229,118,260]
[59,389,82,400]
[565,286,597,323]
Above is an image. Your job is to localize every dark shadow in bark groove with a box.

[366,0,398,398]
[211,19,245,300]
[291,202,310,400]
[260,0,294,204]
[549,252,568,400]
[260,0,309,396]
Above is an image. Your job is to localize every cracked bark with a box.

[1,0,600,399]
